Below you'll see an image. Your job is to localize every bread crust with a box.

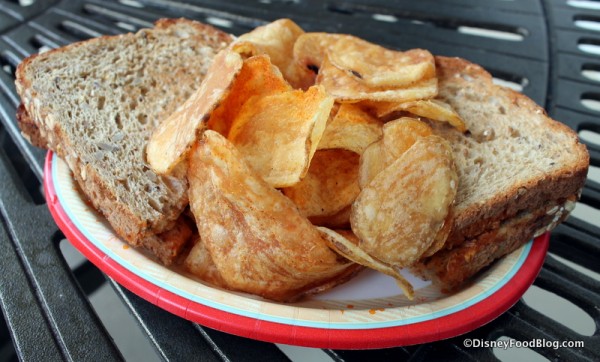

[15,18,232,264]
[16,104,46,148]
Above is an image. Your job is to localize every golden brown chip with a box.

[309,205,351,229]
[293,32,345,71]
[282,149,360,218]
[316,56,438,103]
[318,227,414,299]
[207,55,291,136]
[317,103,383,154]
[147,49,243,174]
[369,99,467,132]
[184,237,227,287]
[187,130,357,302]
[351,135,457,268]
[234,19,311,89]
[329,37,435,88]
[421,210,454,258]
[357,139,385,189]
[381,117,433,164]
[230,40,261,58]
[228,85,333,188]
[358,117,432,188]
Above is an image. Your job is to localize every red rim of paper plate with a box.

[43,151,549,349]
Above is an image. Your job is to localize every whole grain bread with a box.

[415,57,589,288]
[16,19,232,264]
[434,57,588,247]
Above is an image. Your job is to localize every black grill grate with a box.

[0,0,598,361]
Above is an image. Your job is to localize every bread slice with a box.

[16,19,232,264]
[414,57,589,288]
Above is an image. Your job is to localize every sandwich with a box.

[15,19,232,265]
[15,18,589,300]
[414,56,589,290]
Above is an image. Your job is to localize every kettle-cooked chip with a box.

[147,49,243,174]
[228,85,333,187]
[329,37,435,88]
[283,149,360,219]
[357,139,385,189]
[422,210,454,258]
[358,117,432,188]
[293,32,345,72]
[369,99,467,132]
[381,117,433,164]
[207,55,291,136]
[230,40,261,58]
[318,227,414,299]
[184,237,227,287]
[351,136,457,268]
[317,103,383,154]
[234,18,311,89]
[309,204,351,228]
[187,130,358,302]
[317,56,438,103]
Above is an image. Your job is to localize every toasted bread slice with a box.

[433,57,588,248]
[414,57,589,288]
[16,19,232,264]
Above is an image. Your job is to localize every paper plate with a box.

[44,151,548,349]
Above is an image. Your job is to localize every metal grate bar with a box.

[0,140,122,359]
[0,204,63,361]
[192,324,291,361]
[326,346,414,361]
[110,278,290,361]
[550,223,600,275]
[0,39,45,181]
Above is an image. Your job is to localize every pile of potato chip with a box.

[146,19,467,301]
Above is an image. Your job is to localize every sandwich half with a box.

[15,19,232,264]
[413,57,589,290]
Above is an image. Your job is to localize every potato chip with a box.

[230,40,261,58]
[357,139,385,189]
[184,237,227,287]
[381,117,433,164]
[207,55,291,136]
[147,49,243,174]
[318,227,414,299]
[329,37,435,88]
[234,19,311,89]
[228,85,333,187]
[293,32,345,71]
[369,99,467,132]
[283,149,360,218]
[358,117,432,188]
[309,205,351,229]
[422,211,454,258]
[317,56,438,103]
[187,130,357,302]
[351,135,457,267]
[317,103,383,154]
